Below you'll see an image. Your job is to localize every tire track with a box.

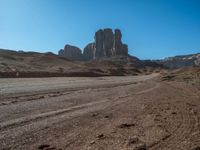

[0,81,140,106]
[148,85,199,149]
[0,99,109,131]
[0,80,160,141]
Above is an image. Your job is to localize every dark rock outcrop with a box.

[58,44,83,61]
[95,29,105,58]
[83,28,128,60]
[93,28,128,59]
[114,29,128,55]
[101,28,114,57]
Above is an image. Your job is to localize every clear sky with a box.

[0,0,199,59]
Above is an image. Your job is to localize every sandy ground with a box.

[0,74,200,150]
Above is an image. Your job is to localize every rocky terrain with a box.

[0,73,200,150]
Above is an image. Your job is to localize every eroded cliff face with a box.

[59,28,128,61]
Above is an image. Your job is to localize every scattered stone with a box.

[92,113,98,117]
[161,134,170,141]
[38,144,50,150]
[104,113,112,118]
[171,112,177,114]
[127,136,147,150]
[97,134,104,139]
[127,136,139,144]
[39,96,45,99]
[45,147,56,150]
[111,130,116,133]
[90,140,95,145]
[1,102,6,105]
[118,123,135,128]
[104,115,109,118]
[135,143,147,150]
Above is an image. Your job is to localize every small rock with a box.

[90,140,95,145]
[38,144,50,150]
[171,112,177,114]
[39,96,45,99]
[127,136,147,150]
[135,143,147,150]
[127,136,139,145]
[97,134,104,139]
[111,130,116,133]
[118,123,135,128]
[193,146,200,150]
[92,113,98,117]
[45,147,56,150]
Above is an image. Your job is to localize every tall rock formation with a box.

[58,28,128,61]
[58,44,83,61]
[83,28,128,60]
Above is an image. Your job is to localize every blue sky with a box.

[0,0,199,59]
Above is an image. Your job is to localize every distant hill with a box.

[0,49,102,77]
[154,53,200,69]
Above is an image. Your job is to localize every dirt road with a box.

[0,74,200,150]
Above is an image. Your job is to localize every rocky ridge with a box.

[155,53,200,69]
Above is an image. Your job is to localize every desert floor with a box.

[0,74,200,150]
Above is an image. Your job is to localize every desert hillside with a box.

[0,48,163,78]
